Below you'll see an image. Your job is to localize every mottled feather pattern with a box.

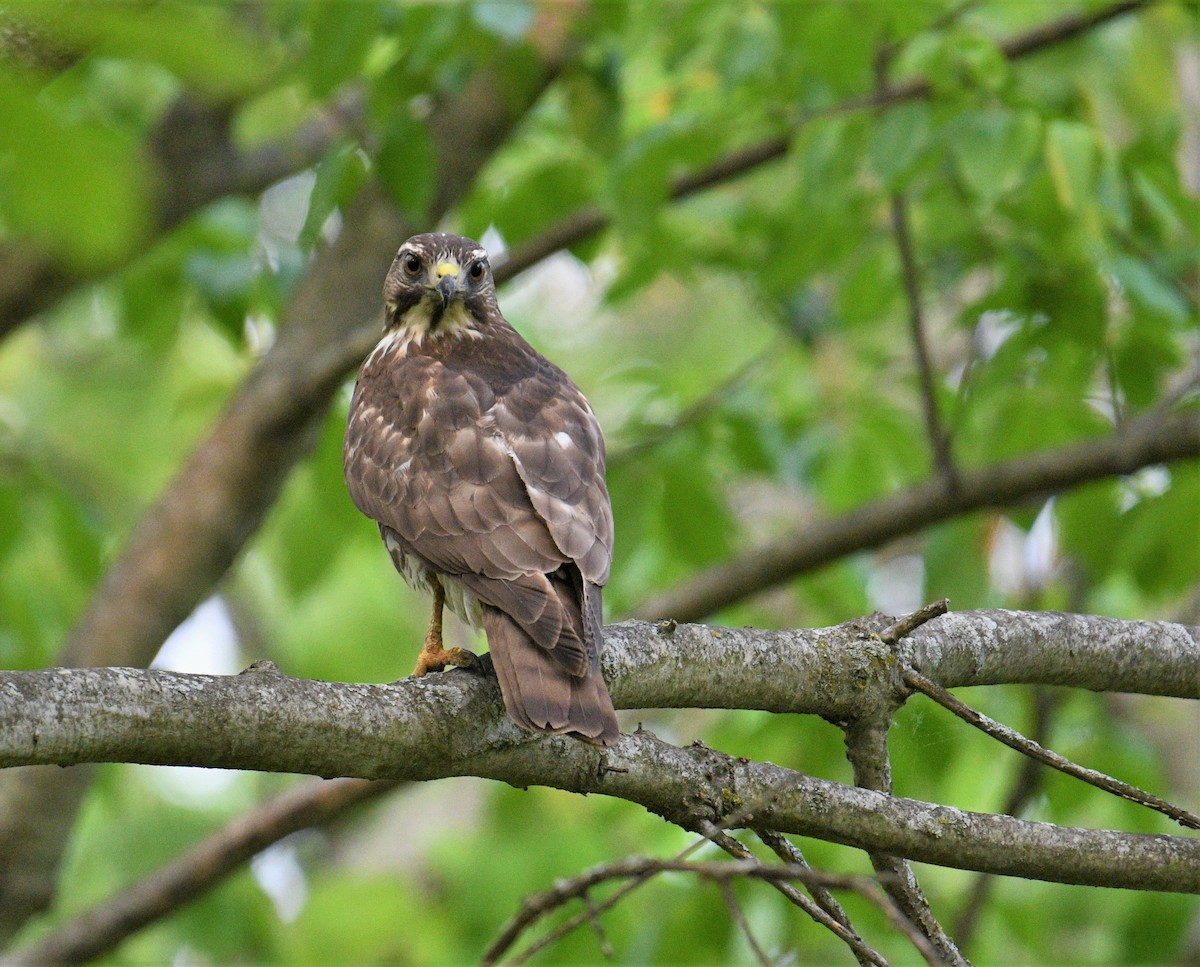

[344,233,619,745]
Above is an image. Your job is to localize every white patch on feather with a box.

[369,298,483,367]
[553,431,573,449]
[382,531,483,629]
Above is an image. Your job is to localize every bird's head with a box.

[383,233,497,338]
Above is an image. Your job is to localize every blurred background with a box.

[0,1,1197,964]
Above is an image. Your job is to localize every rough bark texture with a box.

[1,612,1197,896]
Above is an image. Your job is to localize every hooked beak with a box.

[434,267,459,308]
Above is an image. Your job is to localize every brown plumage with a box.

[343,233,620,745]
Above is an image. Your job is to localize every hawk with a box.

[344,232,620,746]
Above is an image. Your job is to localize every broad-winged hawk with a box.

[344,233,620,746]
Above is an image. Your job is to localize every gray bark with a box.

[2,611,1196,895]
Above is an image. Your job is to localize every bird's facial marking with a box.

[383,236,493,340]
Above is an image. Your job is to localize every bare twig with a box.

[903,669,1200,830]
[718,878,774,967]
[756,830,942,967]
[843,718,967,967]
[4,778,396,967]
[880,599,952,645]
[485,855,895,967]
[889,190,957,485]
[501,837,708,967]
[578,890,614,960]
[755,831,866,962]
[951,688,1061,948]
[701,823,892,967]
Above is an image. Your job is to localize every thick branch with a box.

[634,412,1200,622]
[0,625,1196,894]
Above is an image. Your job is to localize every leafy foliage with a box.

[0,1,1196,964]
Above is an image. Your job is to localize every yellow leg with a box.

[411,582,477,677]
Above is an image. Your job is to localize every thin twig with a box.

[755,832,859,941]
[952,689,1061,947]
[487,855,900,967]
[903,669,1200,830]
[754,830,875,967]
[888,190,958,486]
[880,599,951,645]
[493,837,708,967]
[718,878,774,967]
[580,890,614,959]
[756,830,945,967]
[698,822,892,967]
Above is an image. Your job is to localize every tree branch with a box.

[2,777,393,967]
[903,669,1200,829]
[0,91,362,338]
[633,411,1200,622]
[888,190,957,486]
[0,50,570,942]
[1,613,1197,896]
[843,717,966,967]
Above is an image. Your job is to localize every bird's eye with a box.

[402,253,422,277]
[467,259,486,282]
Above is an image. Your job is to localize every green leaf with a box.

[14,2,268,98]
[1116,467,1200,595]
[869,102,933,190]
[300,140,370,248]
[120,249,187,351]
[302,0,382,98]
[1107,254,1191,324]
[375,114,435,222]
[1045,120,1097,212]
[1112,317,1185,409]
[1056,480,1124,585]
[0,72,149,267]
[896,27,1009,97]
[950,109,1042,206]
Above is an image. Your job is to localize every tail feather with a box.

[484,605,619,746]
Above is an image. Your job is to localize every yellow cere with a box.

[436,262,459,279]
